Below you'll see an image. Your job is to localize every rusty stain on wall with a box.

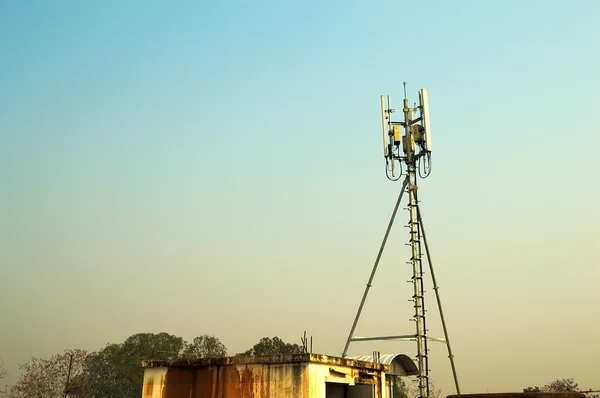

[161,363,307,398]
[240,366,255,398]
[143,376,154,398]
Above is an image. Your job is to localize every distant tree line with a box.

[524,378,599,397]
[4,339,596,398]
[1,332,302,398]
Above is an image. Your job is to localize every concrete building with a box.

[141,353,418,398]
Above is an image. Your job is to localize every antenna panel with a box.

[419,89,432,152]
[380,95,388,157]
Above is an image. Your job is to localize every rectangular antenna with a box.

[419,89,432,152]
[380,95,388,157]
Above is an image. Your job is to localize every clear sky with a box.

[1,0,599,395]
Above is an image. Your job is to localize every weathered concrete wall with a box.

[142,362,309,398]
[143,368,167,398]
[141,354,390,398]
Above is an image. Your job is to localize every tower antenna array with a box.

[342,85,459,398]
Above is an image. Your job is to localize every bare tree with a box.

[0,357,8,380]
[537,378,599,398]
[396,377,442,398]
[4,349,87,398]
[543,378,579,393]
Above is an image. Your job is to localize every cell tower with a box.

[342,84,460,398]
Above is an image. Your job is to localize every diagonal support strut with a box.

[416,196,461,395]
[341,177,409,358]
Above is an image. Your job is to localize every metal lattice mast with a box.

[404,95,429,398]
[341,85,460,398]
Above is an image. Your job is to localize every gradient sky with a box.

[1,0,599,395]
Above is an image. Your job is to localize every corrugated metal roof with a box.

[349,354,401,365]
[348,354,418,376]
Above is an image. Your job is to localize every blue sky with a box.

[1,0,599,394]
